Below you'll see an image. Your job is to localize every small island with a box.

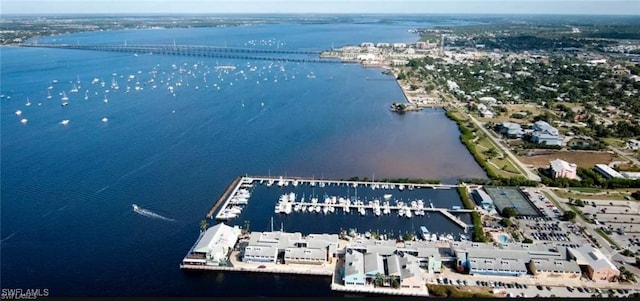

[390,102,422,113]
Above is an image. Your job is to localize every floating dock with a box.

[208,176,472,229]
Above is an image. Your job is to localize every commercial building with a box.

[568,246,620,282]
[594,164,624,179]
[450,242,581,279]
[182,223,241,266]
[549,159,578,180]
[342,247,425,289]
[471,188,494,211]
[499,122,524,138]
[532,121,564,146]
[529,257,581,279]
[343,249,366,286]
[242,231,338,265]
[401,241,444,273]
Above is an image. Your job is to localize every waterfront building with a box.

[529,257,581,279]
[383,253,426,288]
[568,246,620,282]
[594,164,624,179]
[242,231,338,265]
[549,159,578,180]
[450,242,580,278]
[243,245,279,263]
[343,245,427,289]
[471,188,494,211]
[391,59,409,66]
[343,249,366,286]
[401,241,443,273]
[364,252,385,279]
[182,223,241,266]
[284,247,326,265]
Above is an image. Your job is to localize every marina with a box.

[2,20,487,298]
[210,176,472,231]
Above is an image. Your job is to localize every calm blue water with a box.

[1,18,485,297]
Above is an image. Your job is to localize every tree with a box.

[404,232,415,241]
[563,211,577,221]
[502,207,518,218]
[200,219,208,232]
[390,276,401,288]
[501,217,513,227]
[374,273,384,287]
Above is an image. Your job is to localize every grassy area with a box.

[603,137,626,148]
[447,110,525,179]
[571,187,604,193]
[595,228,620,248]
[458,186,488,243]
[553,189,635,201]
[419,33,439,43]
[567,204,589,222]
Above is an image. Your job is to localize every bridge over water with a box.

[19,44,346,64]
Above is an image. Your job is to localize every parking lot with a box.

[429,271,639,298]
[576,199,640,253]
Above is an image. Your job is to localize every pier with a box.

[206,176,243,218]
[19,44,349,64]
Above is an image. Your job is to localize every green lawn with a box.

[602,137,626,148]
[554,188,637,201]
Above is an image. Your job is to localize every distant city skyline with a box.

[2,0,639,15]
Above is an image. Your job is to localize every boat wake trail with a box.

[132,204,175,222]
[1,232,17,244]
[96,185,110,194]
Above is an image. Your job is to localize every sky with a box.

[1,0,639,15]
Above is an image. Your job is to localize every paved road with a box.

[608,145,640,166]
[466,112,542,182]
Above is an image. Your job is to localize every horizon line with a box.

[2,12,640,17]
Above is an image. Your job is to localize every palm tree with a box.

[243,220,250,232]
[390,276,401,288]
[200,219,208,232]
[374,273,384,287]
